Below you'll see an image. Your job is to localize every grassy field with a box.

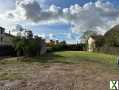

[53,51,117,64]
[0,51,119,90]
[0,51,117,65]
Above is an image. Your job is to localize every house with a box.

[88,36,96,52]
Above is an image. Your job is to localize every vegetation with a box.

[48,41,66,52]
[0,45,16,56]
[0,51,118,80]
[104,25,119,47]
[80,30,97,43]
[53,51,117,65]
[12,36,43,57]
[0,51,117,66]
[79,25,119,55]
[98,25,119,55]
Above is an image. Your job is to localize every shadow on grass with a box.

[19,52,110,64]
[20,52,72,64]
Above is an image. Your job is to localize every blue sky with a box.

[0,0,119,44]
[41,0,97,8]
[41,0,119,8]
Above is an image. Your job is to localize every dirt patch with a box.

[0,62,119,90]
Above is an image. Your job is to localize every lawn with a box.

[0,51,119,90]
[14,51,116,65]
[53,51,117,65]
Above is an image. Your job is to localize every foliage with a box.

[95,35,104,47]
[52,45,66,51]
[12,36,43,57]
[65,44,87,51]
[98,46,119,55]
[80,30,97,43]
[93,25,119,55]
[47,40,67,52]
[0,45,16,56]
[104,25,119,47]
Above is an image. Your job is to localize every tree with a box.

[12,37,26,56]
[24,30,33,39]
[14,24,24,37]
[104,25,119,47]
[95,35,104,47]
[12,35,45,57]
[80,31,97,43]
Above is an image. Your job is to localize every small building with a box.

[88,36,96,52]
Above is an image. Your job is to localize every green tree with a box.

[12,36,44,57]
[80,31,97,43]
[104,25,119,47]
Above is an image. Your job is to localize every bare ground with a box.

[0,60,119,90]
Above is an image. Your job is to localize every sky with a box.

[0,0,119,44]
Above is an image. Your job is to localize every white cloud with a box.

[63,8,69,14]
[48,33,56,40]
[6,0,62,22]
[63,0,119,34]
[70,4,82,15]
[0,0,119,36]
[49,5,61,14]
[37,33,46,39]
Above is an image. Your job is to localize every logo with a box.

[110,80,118,90]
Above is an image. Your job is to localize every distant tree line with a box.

[48,41,86,52]
[47,41,67,52]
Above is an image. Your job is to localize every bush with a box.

[98,46,119,55]
[49,44,66,52]
[12,36,43,57]
[48,43,87,52]
[0,45,16,56]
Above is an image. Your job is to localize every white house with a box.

[88,36,96,52]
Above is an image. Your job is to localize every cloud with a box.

[37,33,46,39]
[49,4,61,14]
[11,0,41,21]
[17,0,41,21]
[7,0,62,22]
[1,0,119,36]
[63,0,119,34]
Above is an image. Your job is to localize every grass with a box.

[0,51,118,80]
[0,51,117,66]
[21,51,117,65]
[54,51,117,65]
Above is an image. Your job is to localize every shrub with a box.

[12,36,43,57]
